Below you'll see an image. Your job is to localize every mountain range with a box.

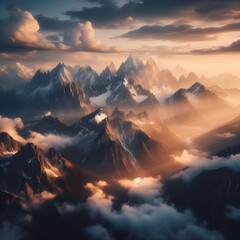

[0,55,237,125]
[1,55,240,240]
[0,55,239,196]
[15,108,183,178]
[0,107,186,202]
[0,134,94,198]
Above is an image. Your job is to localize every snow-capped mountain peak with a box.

[95,112,107,124]
[50,63,74,85]
[125,55,144,70]
[116,55,144,80]
[76,65,98,88]
[76,108,107,125]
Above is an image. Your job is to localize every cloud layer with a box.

[82,178,223,240]
[120,22,240,42]
[63,21,119,52]
[0,6,55,51]
[191,39,240,54]
[1,121,240,239]
[0,6,119,55]
[27,131,75,151]
[65,0,240,28]
[0,115,25,143]
[173,150,240,181]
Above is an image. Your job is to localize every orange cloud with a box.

[63,22,121,53]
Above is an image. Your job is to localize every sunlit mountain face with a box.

[1,1,240,240]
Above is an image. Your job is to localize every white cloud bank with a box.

[63,21,120,53]
[0,115,25,143]
[0,6,55,50]
[118,176,161,201]
[0,7,120,54]
[173,149,240,182]
[27,131,75,151]
[82,178,224,240]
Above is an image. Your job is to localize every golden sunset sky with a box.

[1,0,240,76]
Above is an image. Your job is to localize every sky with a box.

[1,0,240,75]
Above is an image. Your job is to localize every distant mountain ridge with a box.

[0,55,237,122]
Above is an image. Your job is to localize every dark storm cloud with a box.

[46,34,62,42]
[65,0,240,28]
[119,22,240,42]
[35,15,79,32]
[191,39,240,54]
[66,0,135,29]
[195,2,240,21]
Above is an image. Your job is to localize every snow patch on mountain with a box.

[90,87,112,106]
[129,86,148,103]
[95,113,107,124]
[30,80,54,96]
[55,65,74,85]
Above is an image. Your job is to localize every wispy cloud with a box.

[119,22,240,42]
[191,39,240,54]
[65,0,240,28]
[0,115,25,143]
